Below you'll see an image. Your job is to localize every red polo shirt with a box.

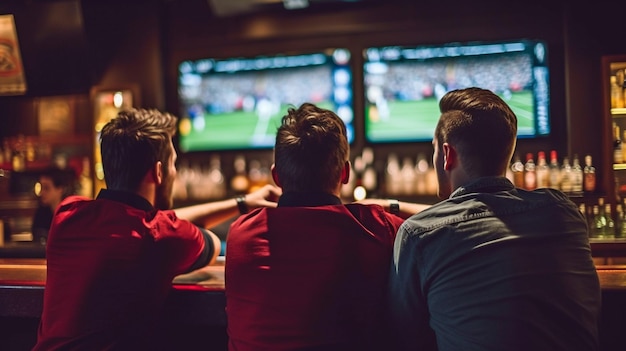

[34,189,213,351]
[225,192,405,351]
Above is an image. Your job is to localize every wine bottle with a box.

[536,151,549,188]
[583,155,596,193]
[523,153,536,190]
[548,150,561,190]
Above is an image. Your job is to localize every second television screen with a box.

[177,48,354,152]
[363,39,550,143]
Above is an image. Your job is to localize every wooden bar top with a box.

[2,258,626,290]
[1,258,625,322]
[0,258,226,290]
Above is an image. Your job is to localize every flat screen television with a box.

[363,39,550,143]
[177,48,354,152]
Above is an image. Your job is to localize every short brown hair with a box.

[100,108,177,191]
[274,103,349,193]
[435,87,517,177]
[40,166,77,198]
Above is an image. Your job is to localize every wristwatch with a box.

[388,199,400,215]
[236,195,249,215]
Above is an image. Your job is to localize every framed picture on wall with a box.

[0,14,26,95]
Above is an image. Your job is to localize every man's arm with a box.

[174,184,282,228]
[356,198,432,219]
[203,227,222,266]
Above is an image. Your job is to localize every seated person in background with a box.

[388,87,601,351]
[33,108,281,351]
[31,167,78,245]
[225,103,429,351]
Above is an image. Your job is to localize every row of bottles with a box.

[582,197,626,239]
[172,148,440,203]
[509,151,596,195]
[170,148,602,204]
[342,148,439,201]
[0,135,54,172]
[172,154,272,201]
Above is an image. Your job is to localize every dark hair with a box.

[274,103,349,193]
[435,87,517,176]
[39,167,77,198]
[100,108,177,191]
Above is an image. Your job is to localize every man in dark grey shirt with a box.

[388,87,601,351]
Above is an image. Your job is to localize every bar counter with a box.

[0,258,229,350]
[1,259,625,350]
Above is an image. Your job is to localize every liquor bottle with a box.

[611,75,625,109]
[523,153,536,190]
[614,122,623,164]
[510,154,525,188]
[535,151,549,188]
[592,198,607,238]
[415,153,429,195]
[604,203,616,238]
[560,156,573,194]
[583,155,596,193]
[361,147,378,196]
[622,130,626,163]
[230,154,250,194]
[385,153,401,197]
[208,154,226,198]
[571,154,583,195]
[548,150,561,190]
[400,156,416,196]
[615,203,626,238]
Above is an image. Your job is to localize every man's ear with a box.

[341,161,350,184]
[146,161,163,185]
[271,164,282,187]
[442,143,457,171]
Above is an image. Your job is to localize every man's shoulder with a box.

[401,188,581,235]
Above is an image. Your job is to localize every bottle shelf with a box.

[613,164,626,170]
[611,108,626,116]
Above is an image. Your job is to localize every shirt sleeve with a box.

[187,227,214,271]
[154,211,215,274]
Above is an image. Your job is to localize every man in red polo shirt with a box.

[33,108,280,351]
[225,103,429,351]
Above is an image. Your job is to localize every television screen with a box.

[177,48,354,152]
[363,39,550,143]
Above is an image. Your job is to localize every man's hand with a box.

[244,184,282,210]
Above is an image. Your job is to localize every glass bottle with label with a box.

[523,153,536,190]
[571,154,583,195]
[231,154,250,194]
[614,122,623,164]
[510,154,525,188]
[548,150,561,190]
[604,203,616,238]
[611,75,625,109]
[583,155,596,193]
[560,156,573,194]
[592,198,608,238]
[615,203,626,238]
[535,151,549,188]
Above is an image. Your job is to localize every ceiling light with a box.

[283,0,309,10]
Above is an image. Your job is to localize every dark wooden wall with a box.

[0,0,623,197]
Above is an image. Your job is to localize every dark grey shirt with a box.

[389,176,601,351]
